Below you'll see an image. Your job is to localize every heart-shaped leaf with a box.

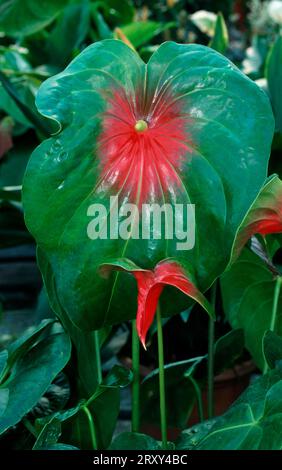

[0,322,71,435]
[23,40,274,331]
[177,363,282,450]
[221,249,282,370]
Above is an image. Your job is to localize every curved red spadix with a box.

[98,88,192,203]
[100,259,214,348]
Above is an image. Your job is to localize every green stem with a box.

[207,282,216,419]
[156,304,168,450]
[23,418,37,437]
[131,319,140,432]
[263,276,282,375]
[82,406,98,450]
[189,376,204,423]
[94,330,102,385]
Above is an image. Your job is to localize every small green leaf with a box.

[214,329,244,373]
[103,364,133,388]
[109,432,161,450]
[33,416,61,450]
[263,330,282,369]
[7,318,54,370]
[209,12,229,54]
[0,71,56,136]
[119,21,175,48]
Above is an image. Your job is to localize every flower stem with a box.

[131,319,140,432]
[156,304,168,449]
[207,282,217,419]
[82,406,98,450]
[94,330,102,385]
[263,276,282,375]
[189,376,204,423]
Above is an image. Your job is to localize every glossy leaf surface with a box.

[177,363,282,450]
[221,249,282,370]
[23,40,274,330]
[0,322,71,435]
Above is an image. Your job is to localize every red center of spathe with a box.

[97,87,192,203]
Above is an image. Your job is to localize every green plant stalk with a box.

[131,319,140,432]
[23,418,37,437]
[156,304,168,450]
[189,376,204,423]
[82,406,98,450]
[208,282,217,419]
[94,330,102,385]
[263,276,282,375]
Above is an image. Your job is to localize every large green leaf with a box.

[37,247,109,397]
[0,0,70,37]
[0,322,71,435]
[266,36,282,133]
[177,363,282,450]
[221,249,282,370]
[23,40,274,331]
[0,71,56,136]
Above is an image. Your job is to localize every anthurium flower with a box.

[23,40,274,331]
[231,175,282,264]
[100,258,214,347]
